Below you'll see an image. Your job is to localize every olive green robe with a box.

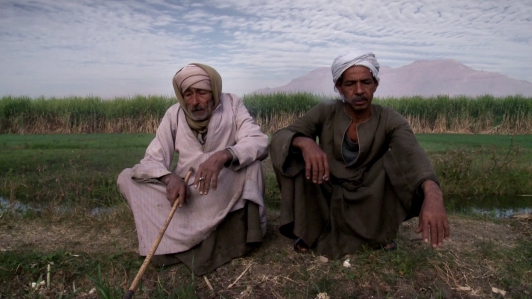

[270,101,438,259]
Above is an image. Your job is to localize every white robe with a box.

[118,93,268,255]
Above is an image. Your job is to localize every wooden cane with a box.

[124,167,194,299]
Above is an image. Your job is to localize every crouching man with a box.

[118,63,268,275]
[270,50,450,258]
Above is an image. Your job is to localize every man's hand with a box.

[194,150,233,195]
[159,173,188,208]
[292,136,329,184]
[416,180,450,247]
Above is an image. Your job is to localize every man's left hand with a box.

[416,180,450,248]
[194,150,233,195]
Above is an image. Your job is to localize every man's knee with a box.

[245,160,265,181]
[248,160,264,171]
[117,168,133,192]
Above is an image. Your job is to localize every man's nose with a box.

[355,82,364,94]
[190,93,200,105]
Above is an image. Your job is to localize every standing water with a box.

[445,195,532,218]
[1,196,531,218]
[0,196,113,216]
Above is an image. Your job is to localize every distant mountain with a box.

[253,60,532,97]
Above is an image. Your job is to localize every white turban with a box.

[331,50,380,84]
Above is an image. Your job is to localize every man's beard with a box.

[189,105,212,121]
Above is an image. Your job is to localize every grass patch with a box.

[1,200,531,298]
[1,134,531,211]
[1,133,531,298]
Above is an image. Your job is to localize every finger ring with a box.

[199,177,205,181]
[322,175,328,180]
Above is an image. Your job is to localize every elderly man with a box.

[270,50,450,259]
[118,63,268,275]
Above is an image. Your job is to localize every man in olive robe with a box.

[270,50,450,259]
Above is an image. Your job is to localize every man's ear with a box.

[335,82,344,96]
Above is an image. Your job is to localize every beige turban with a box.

[173,64,212,93]
[331,50,380,84]
[172,63,222,135]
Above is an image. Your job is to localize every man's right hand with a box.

[159,173,188,207]
[292,136,330,184]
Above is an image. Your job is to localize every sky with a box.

[1,0,531,98]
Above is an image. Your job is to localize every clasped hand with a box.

[193,149,233,195]
[160,150,232,207]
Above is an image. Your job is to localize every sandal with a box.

[294,238,309,253]
[382,241,397,252]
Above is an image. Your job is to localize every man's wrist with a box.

[422,180,443,201]
[159,173,174,185]
[222,149,234,165]
[292,136,310,150]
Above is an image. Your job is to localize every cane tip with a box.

[124,290,134,299]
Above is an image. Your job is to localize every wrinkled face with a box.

[335,65,378,114]
[183,88,214,121]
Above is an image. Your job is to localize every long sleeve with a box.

[131,104,180,182]
[270,101,331,176]
[224,94,269,170]
[383,108,439,197]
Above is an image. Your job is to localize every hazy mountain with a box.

[253,60,532,97]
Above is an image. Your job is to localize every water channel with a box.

[0,196,113,216]
[444,195,532,218]
[1,195,531,218]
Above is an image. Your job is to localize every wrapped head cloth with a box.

[172,63,222,134]
[331,50,380,86]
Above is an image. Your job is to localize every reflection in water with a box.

[0,197,112,216]
[0,196,29,212]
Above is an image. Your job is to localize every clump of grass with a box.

[88,264,126,299]
[432,138,532,196]
[242,92,322,118]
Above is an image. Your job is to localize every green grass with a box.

[416,133,532,152]
[1,134,531,215]
[242,92,322,117]
[0,134,152,210]
[1,133,531,298]
[2,221,530,298]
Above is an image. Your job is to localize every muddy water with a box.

[0,197,113,216]
[1,195,531,218]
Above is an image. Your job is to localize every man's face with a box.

[183,88,214,121]
[335,65,378,114]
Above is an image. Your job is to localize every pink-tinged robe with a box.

[118,93,268,259]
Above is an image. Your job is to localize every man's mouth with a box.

[353,96,367,103]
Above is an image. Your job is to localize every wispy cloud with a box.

[0,0,530,97]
